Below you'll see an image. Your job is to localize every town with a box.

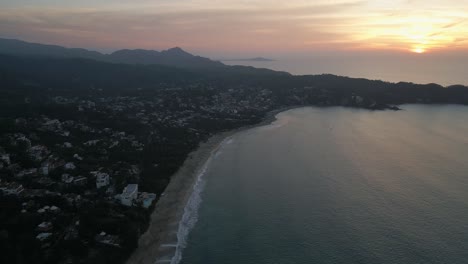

[1,54,467,264]
[0,82,289,263]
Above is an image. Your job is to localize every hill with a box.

[0,38,224,69]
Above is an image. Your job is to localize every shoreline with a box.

[126,106,296,264]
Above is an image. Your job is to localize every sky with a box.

[0,0,468,57]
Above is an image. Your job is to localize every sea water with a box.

[224,56,468,86]
[179,105,468,264]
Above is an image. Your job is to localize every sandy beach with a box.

[126,107,295,264]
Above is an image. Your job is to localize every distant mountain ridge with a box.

[0,38,224,68]
[221,57,275,62]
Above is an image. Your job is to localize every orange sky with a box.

[1,0,468,56]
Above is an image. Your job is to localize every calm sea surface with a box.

[179,105,468,264]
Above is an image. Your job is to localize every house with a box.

[16,135,32,149]
[36,177,55,188]
[28,145,49,162]
[121,184,138,206]
[138,192,157,209]
[40,166,49,176]
[16,168,38,179]
[64,162,76,170]
[42,118,61,130]
[37,222,53,232]
[84,140,100,146]
[95,232,121,247]
[61,174,74,184]
[40,162,49,176]
[47,159,66,174]
[96,173,110,188]
[63,193,81,206]
[73,176,87,186]
[0,154,10,166]
[50,205,60,213]
[36,232,53,241]
[0,182,24,196]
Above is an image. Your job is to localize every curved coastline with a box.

[126,106,298,264]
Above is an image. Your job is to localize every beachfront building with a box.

[120,184,138,206]
[138,192,157,209]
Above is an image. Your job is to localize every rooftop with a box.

[123,184,138,195]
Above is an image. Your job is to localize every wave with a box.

[170,138,229,264]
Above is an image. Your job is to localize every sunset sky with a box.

[1,0,468,56]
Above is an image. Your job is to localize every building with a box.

[36,232,53,241]
[0,154,10,166]
[28,145,49,162]
[95,231,121,247]
[37,222,53,232]
[73,176,87,186]
[0,182,24,196]
[121,184,138,206]
[138,192,157,209]
[64,162,76,170]
[96,173,110,188]
[61,174,74,184]
[40,162,49,176]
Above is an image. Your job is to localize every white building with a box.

[96,173,110,188]
[121,184,138,206]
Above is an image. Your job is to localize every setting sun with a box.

[412,47,426,54]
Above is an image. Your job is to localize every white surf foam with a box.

[167,138,229,264]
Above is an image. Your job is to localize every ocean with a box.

[179,105,468,264]
[223,56,468,86]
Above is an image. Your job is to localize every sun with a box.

[412,47,426,54]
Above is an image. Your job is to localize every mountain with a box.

[0,38,224,69]
[107,47,224,68]
[0,53,288,93]
[0,38,104,60]
[248,57,275,61]
[221,57,275,62]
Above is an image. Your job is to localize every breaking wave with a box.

[170,138,228,264]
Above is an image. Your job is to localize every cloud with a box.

[0,0,467,54]
[0,2,365,52]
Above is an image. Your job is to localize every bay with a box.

[180,105,468,264]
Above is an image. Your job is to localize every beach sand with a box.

[126,107,294,264]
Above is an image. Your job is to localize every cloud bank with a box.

[0,0,467,55]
